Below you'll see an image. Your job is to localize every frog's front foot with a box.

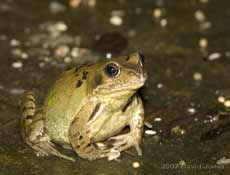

[109,132,142,156]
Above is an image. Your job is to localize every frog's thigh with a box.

[69,101,109,161]
[21,91,75,161]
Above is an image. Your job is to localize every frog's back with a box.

[43,67,89,144]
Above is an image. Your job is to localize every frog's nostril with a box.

[138,53,145,67]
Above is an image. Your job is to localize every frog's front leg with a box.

[69,100,118,161]
[21,91,75,162]
[109,96,144,156]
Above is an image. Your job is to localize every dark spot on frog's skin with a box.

[76,80,83,88]
[82,71,88,80]
[122,94,136,112]
[126,56,130,61]
[22,106,35,112]
[94,74,102,86]
[25,115,33,120]
[88,103,101,122]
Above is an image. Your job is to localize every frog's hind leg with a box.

[20,91,75,162]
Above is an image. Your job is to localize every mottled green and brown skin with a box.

[20,53,147,161]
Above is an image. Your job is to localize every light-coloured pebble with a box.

[154,117,162,122]
[69,0,81,8]
[39,62,45,68]
[208,52,221,61]
[71,47,80,58]
[199,38,208,49]
[193,72,202,81]
[200,0,209,3]
[153,8,162,19]
[194,10,206,22]
[132,161,140,168]
[12,61,23,68]
[49,1,66,14]
[224,100,230,107]
[225,51,230,58]
[157,83,163,89]
[145,130,157,135]
[110,15,123,26]
[54,45,70,58]
[64,57,72,63]
[10,39,20,46]
[106,53,112,59]
[218,96,225,103]
[160,19,167,27]
[187,108,196,114]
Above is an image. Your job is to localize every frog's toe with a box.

[109,133,142,156]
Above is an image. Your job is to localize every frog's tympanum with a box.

[20,53,147,161]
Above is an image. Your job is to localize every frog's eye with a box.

[138,53,145,67]
[104,63,120,78]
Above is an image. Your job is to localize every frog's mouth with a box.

[94,72,147,95]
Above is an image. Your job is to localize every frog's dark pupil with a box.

[105,63,119,77]
[139,53,145,66]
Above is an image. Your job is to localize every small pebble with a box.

[39,62,45,68]
[193,72,202,81]
[12,61,23,68]
[160,19,167,27]
[154,117,162,122]
[145,130,157,135]
[225,51,230,58]
[106,53,112,59]
[218,96,225,103]
[153,8,162,19]
[110,15,123,26]
[132,161,140,168]
[69,0,81,8]
[54,45,70,58]
[71,47,80,58]
[50,1,66,14]
[199,38,208,49]
[64,57,72,63]
[224,100,230,108]
[157,83,163,89]
[187,108,196,114]
[200,0,209,3]
[194,10,206,22]
[208,52,221,61]
[10,39,20,46]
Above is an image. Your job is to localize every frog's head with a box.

[89,52,147,96]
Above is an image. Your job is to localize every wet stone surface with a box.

[0,0,230,175]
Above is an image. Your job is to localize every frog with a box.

[20,52,147,161]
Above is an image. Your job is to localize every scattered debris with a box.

[208,52,221,61]
[132,161,141,168]
[154,117,162,122]
[218,96,225,103]
[110,15,123,26]
[160,19,167,27]
[193,72,203,81]
[145,130,157,135]
[199,38,208,49]
[153,8,162,19]
[49,1,66,14]
[10,39,20,47]
[194,10,206,22]
[12,61,23,69]
[187,108,196,114]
